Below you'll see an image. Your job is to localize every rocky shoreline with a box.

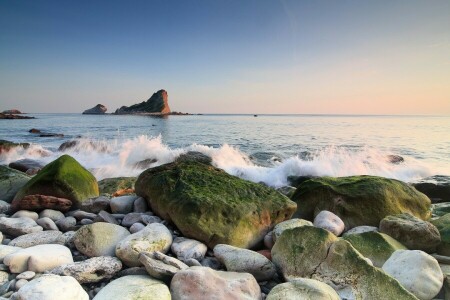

[0,140,449,299]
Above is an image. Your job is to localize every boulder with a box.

[413,175,450,203]
[74,223,130,257]
[431,213,450,256]
[0,166,30,203]
[170,266,261,300]
[380,213,441,253]
[98,177,136,196]
[115,223,172,267]
[49,256,122,283]
[313,210,345,236]
[383,250,443,300]
[15,274,88,300]
[82,104,107,115]
[291,175,431,229]
[171,237,207,262]
[135,160,297,248]
[0,217,42,237]
[8,159,44,173]
[39,209,65,221]
[12,194,72,212]
[343,231,407,267]
[93,275,170,300]
[0,245,22,263]
[8,231,65,248]
[266,278,340,300]
[11,210,38,220]
[4,244,73,273]
[11,155,99,210]
[214,244,276,281]
[114,89,171,114]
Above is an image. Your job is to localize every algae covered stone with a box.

[12,155,99,210]
[0,166,30,203]
[343,231,407,267]
[431,213,450,256]
[266,278,340,300]
[292,175,431,229]
[135,160,297,248]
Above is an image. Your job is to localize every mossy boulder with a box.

[12,155,99,210]
[431,213,450,256]
[291,175,431,229]
[0,166,31,203]
[135,160,297,248]
[98,177,136,196]
[343,231,407,267]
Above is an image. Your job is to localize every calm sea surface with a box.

[1,114,449,186]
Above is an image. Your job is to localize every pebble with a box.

[96,210,119,225]
[80,196,110,214]
[39,209,65,222]
[171,237,207,262]
[0,217,43,237]
[313,210,345,236]
[36,217,59,231]
[56,216,77,232]
[14,278,28,290]
[80,219,94,225]
[11,210,38,221]
[16,271,35,280]
[110,195,138,214]
[129,223,145,233]
[343,226,378,236]
[133,197,148,213]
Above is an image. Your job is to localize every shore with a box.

[0,139,449,299]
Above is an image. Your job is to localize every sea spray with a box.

[0,135,439,185]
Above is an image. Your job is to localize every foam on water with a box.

[0,135,440,186]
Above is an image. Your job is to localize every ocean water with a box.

[1,113,449,187]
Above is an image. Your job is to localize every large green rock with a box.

[291,176,431,229]
[272,226,417,299]
[431,213,450,256]
[343,231,407,267]
[135,160,297,248]
[12,155,99,210]
[0,166,30,203]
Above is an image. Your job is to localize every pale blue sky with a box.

[1,0,449,114]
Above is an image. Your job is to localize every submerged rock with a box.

[82,104,107,115]
[291,175,431,229]
[12,155,99,210]
[114,89,171,114]
[135,160,296,248]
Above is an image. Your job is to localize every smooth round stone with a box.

[72,210,97,220]
[0,201,11,215]
[343,226,379,236]
[382,250,443,300]
[141,215,161,225]
[110,196,138,214]
[80,219,94,225]
[55,216,77,232]
[313,210,345,236]
[0,217,43,237]
[16,271,35,280]
[133,197,148,213]
[93,275,170,300]
[11,211,38,221]
[39,209,65,222]
[8,231,65,248]
[80,196,110,214]
[121,213,145,227]
[214,244,276,281]
[264,232,274,249]
[171,237,207,261]
[0,232,3,244]
[14,278,28,290]
[171,266,261,300]
[74,223,130,257]
[272,218,313,241]
[36,217,59,231]
[15,274,88,300]
[0,245,22,263]
[267,278,340,300]
[200,257,222,270]
[129,223,145,234]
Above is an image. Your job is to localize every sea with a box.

[1,114,449,187]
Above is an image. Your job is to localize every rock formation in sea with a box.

[0,113,34,119]
[82,104,107,115]
[114,89,171,115]
[2,109,22,114]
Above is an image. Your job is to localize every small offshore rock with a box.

[49,256,122,283]
[15,274,88,300]
[171,237,207,262]
[383,250,444,300]
[266,278,340,300]
[8,231,65,248]
[36,217,59,231]
[0,217,43,237]
[96,210,119,225]
[115,223,172,267]
[343,225,379,236]
[39,209,65,222]
[313,210,345,236]
[133,197,148,213]
[171,266,261,300]
[139,251,188,282]
[110,195,138,214]
[214,244,276,281]
[11,211,38,221]
[74,223,130,257]
[129,223,145,233]
[55,216,77,232]
[4,244,73,273]
[80,196,110,214]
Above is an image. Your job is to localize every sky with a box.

[0,0,449,114]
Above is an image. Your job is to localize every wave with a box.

[0,135,441,187]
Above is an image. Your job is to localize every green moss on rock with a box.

[12,155,99,209]
[135,160,297,248]
[291,175,431,229]
[98,177,136,195]
[431,213,450,256]
[0,166,31,203]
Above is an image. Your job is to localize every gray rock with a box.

[214,244,276,281]
[8,231,65,248]
[80,219,94,225]
[171,237,207,262]
[80,196,110,214]
[11,211,38,221]
[200,257,222,270]
[343,225,379,236]
[121,213,144,227]
[38,209,65,222]
[36,217,59,231]
[16,271,35,280]
[313,210,345,236]
[171,266,261,300]
[129,223,145,233]
[0,201,11,215]
[117,267,147,277]
[110,196,138,214]
[272,218,313,241]
[49,256,122,283]
[0,217,43,237]
[96,210,119,225]
[72,210,97,220]
[141,214,161,225]
[62,231,77,249]
[0,280,12,295]
[55,216,77,232]
[74,223,130,257]
[184,258,202,267]
[264,231,274,249]
[0,245,22,263]
[133,197,148,213]
[266,278,340,300]
[115,223,172,267]
[139,251,188,282]
[14,278,28,290]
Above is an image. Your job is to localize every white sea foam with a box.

[0,135,440,185]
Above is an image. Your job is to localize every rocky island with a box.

[115,90,171,115]
[82,105,107,115]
